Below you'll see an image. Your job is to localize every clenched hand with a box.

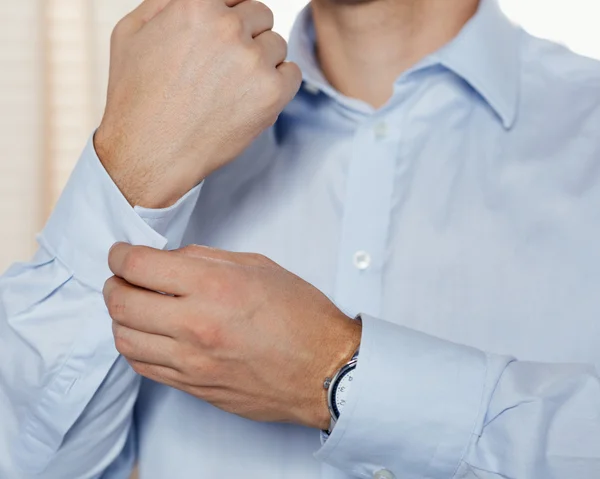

[103,243,362,430]
[95,0,302,208]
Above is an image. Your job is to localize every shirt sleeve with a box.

[315,314,600,479]
[0,135,201,479]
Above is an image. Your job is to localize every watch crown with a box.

[323,377,332,389]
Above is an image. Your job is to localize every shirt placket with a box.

[332,115,398,320]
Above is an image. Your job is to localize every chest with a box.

[185,110,600,369]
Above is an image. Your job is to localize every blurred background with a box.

[1,0,600,273]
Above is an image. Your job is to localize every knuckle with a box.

[260,74,284,107]
[180,244,203,256]
[217,13,244,42]
[111,16,134,46]
[115,339,127,356]
[102,277,116,301]
[129,360,142,374]
[105,284,126,319]
[193,321,224,349]
[122,248,145,277]
[175,0,208,28]
[244,44,263,68]
[245,252,271,265]
[263,2,275,23]
[112,324,129,354]
[257,1,274,25]
[111,19,127,43]
[271,31,286,50]
[129,360,149,376]
[288,62,303,87]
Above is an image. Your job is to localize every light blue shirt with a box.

[2,0,600,478]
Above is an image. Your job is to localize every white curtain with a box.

[0,0,599,273]
[0,1,43,272]
[0,0,137,271]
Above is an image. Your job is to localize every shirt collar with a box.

[287,0,521,129]
[434,0,521,128]
[287,6,339,101]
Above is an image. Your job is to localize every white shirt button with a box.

[373,469,395,479]
[374,121,388,139]
[353,250,371,270]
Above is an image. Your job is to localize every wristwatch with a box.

[323,347,359,435]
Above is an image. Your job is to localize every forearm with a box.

[0,248,135,479]
[0,136,200,477]
[317,315,600,479]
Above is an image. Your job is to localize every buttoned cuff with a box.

[315,314,488,479]
[135,183,202,250]
[40,135,202,292]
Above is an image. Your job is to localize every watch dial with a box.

[332,368,354,418]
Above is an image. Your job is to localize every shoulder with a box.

[499,32,600,195]
[518,31,600,125]
[521,31,600,81]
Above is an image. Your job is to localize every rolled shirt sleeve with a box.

[316,314,600,479]
[0,135,201,478]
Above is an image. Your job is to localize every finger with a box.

[177,245,237,262]
[113,322,181,369]
[108,243,190,295]
[128,359,184,386]
[233,1,274,38]
[177,244,272,267]
[129,360,226,393]
[254,30,288,66]
[121,0,173,32]
[276,61,303,103]
[104,276,181,337]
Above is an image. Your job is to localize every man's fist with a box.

[95,0,302,208]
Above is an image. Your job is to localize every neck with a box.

[310,0,480,108]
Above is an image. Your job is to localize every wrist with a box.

[306,312,362,431]
[94,126,154,207]
[93,126,204,209]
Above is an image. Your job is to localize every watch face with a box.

[331,367,355,418]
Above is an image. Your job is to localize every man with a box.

[1,0,600,477]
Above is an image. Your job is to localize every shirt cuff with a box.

[40,135,201,292]
[135,182,203,250]
[315,314,489,479]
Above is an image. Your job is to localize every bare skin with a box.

[312,0,480,107]
[95,0,302,209]
[97,0,479,431]
[105,244,361,430]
